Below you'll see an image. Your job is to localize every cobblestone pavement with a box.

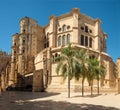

[0,91,120,110]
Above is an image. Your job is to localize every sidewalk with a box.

[0,91,120,110]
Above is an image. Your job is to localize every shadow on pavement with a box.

[0,92,119,110]
[72,94,102,98]
[0,99,119,110]
[0,91,60,100]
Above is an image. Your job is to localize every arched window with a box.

[62,25,67,32]
[85,26,88,33]
[67,25,70,29]
[44,33,49,48]
[58,36,61,46]
[85,36,88,46]
[81,35,84,46]
[62,35,65,46]
[89,37,92,48]
[58,28,61,32]
[66,34,70,44]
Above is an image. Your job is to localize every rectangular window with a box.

[89,37,92,48]
[66,34,70,44]
[62,36,65,46]
[58,36,61,46]
[85,36,88,46]
[81,35,84,46]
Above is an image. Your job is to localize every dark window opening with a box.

[62,35,65,46]
[58,54,60,61]
[14,51,16,54]
[85,26,88,33]
[89,29,92,33]
[14,43,16,46]
[89,37,92,48]
[52,55,55,63]
[55,53,58,57]
[58,28,61,32]
[22,49,25,53]
[44,41,49,48]
[81,35,84,46]
[23,29,26,33]
[85,36,88,46]
[81,26,84,30]
[23,39,25,44]
[55,53,58,62]
[67,25,70,29]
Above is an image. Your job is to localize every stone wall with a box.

[33,70,44,92]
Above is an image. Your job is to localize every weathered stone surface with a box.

[9,8,117,92]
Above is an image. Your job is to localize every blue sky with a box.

[0,0,120,62]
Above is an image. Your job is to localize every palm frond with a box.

[56,62,63,75]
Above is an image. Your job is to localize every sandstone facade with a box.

[116,58,120,93]
[34,8,115,92]
[10,8,116,92]
[9,17,44,89]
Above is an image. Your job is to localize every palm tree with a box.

[75,49,88,96]
[56,44,75,98]
[87,57,106,96]
[87,58,99,96]
[95,63,106,95]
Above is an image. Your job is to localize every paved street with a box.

[0,91,120,110]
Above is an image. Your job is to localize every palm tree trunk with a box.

[68,74,70,98]
[91,81,93,96]
[82,78,84,97]
[97,79,100,95]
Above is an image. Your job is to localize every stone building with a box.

[34,8,115,92]
[0,50,10,91]
[9,17,44,89]
[10,8,116,92]
[116,58,120,93]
